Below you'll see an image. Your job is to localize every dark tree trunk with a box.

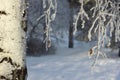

[118,43,120,57]
[110,27,116,48]
[118,48,120,57]
[69,25,74,48]
[68,2,74,48]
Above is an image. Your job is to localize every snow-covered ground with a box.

[27,41,120,80]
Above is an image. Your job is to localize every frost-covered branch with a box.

[88,0,120,66]
[37,0,57,50]
[73,0,89,34]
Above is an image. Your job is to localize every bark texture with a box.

[0,0,27,80]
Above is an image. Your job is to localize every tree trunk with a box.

[118,48,120,57]
[118,42,120,57]
[110,27,116,48]
[43,24,49,52]
[69,25,74,48]
[0,0,27,80]
[68,3,74,48]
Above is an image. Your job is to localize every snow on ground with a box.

[27,41,120,80]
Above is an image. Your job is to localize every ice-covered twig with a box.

[88,0,119,66]
[37,0,57,50]
[73,0,89,34]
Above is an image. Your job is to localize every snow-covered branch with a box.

[88,0,120,66]
[37,0,57,50]
[73,0,89,34]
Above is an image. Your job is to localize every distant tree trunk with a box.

[117,43,120,57]
[118,47,120,57]
[68,0,80,48]
[69,25,74,48]
[0,0,27,80]
[110,27,116,48]
[68,3,74,48]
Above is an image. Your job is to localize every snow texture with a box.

[27,41,120,80]
[26,0,120,79]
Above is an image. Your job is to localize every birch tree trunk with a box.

[0,0,27,80]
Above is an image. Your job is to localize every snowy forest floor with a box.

[27,41,120,80]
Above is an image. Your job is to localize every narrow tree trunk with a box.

[43,24,48,51]
[110,27,116,48]
[69,3,74,48]
[118,42,120,57]
[118,48,120,57]
[69,25,74,48]
[0,0,27,80]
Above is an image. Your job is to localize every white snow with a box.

[27,41,120,80]
[26,0,120,79]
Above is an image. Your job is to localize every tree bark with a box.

[118,48,120,57]
[0,0,27,80]
[118,42,120,57]
[68,3,74,48]
[69,25,74,48]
